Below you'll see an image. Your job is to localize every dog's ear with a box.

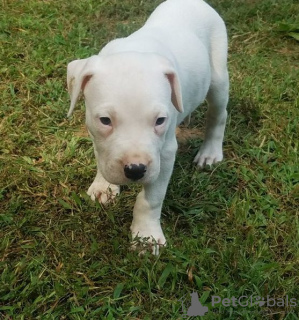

[66,55,100,118]
[164,71,183,113]
[158,56,183,113]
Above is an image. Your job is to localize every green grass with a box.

[0,0,298,319]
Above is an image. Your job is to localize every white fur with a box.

[67,0,229,254]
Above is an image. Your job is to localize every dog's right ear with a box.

[67,55,101,118]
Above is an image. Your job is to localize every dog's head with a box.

[67,53,183,185]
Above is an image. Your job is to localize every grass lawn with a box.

[1,0,298,319]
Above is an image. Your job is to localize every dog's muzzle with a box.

[124,163,147,181]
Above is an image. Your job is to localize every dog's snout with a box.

[124,163,147,181]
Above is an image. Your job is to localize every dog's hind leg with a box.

[194,27,229,167]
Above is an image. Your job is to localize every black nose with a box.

[124,163,147,181]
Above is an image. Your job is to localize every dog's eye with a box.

[100,117,112,126]
[155,117,166,126]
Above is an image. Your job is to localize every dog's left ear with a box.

[164,71,183,113]
[66,55,101,118]
[159,57,183,113]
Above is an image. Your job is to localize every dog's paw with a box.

[193,142,223,167]
[87,180,120,204]
[130,220,166,255]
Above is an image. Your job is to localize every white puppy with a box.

[67,0,229,254]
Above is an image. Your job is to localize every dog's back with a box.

[144,0,225,44]
[100,0,226,57]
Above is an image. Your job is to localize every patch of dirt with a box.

[176,126,202,144]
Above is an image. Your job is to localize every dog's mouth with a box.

[123,173,151,185]
[101,158,159,186]
[104,169,157,186]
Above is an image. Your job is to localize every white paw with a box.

[193,142,223,167]
[130,220,166,255]
[87,180,120,204]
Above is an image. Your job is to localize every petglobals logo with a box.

[179,291,297,318]
[179,291,209,317]
[211,295,297,308]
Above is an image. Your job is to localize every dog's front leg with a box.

[87,143,120,204]
[130,138,177,255]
